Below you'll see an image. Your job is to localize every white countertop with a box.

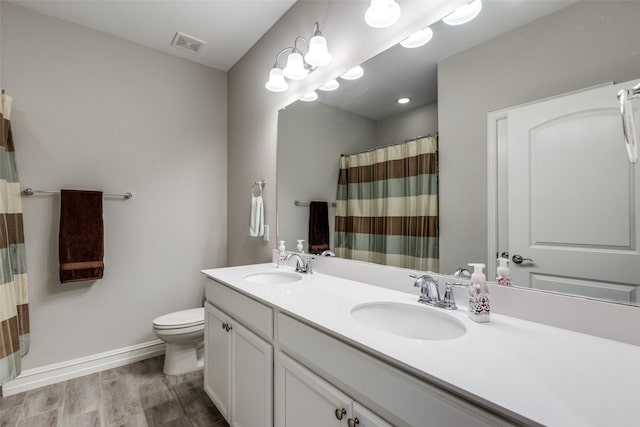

[202,263,640,427]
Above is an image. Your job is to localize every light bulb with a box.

[265,68,288,92]
[443,0,482,26]
[400,27,433,48]
[365,0,401,29]
[319,80,340,91]
[283,52,309,80]
[341,66,364,80]
[396,97,411,104]
[305,35,332,67]
[300,91,318,102]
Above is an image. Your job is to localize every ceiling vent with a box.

[170,32,206,54]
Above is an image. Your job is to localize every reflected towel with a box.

[59,190,104,283]
[250,194,264,237]
[308,201,329,255]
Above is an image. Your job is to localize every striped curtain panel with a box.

[335,137,439,271]
[0,91,30,386]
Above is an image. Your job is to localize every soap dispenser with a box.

[496,257,512,287]
[277,241,287,268]
[468,263,490,323]
[296,239,305,253]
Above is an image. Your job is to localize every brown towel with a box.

[308,201,330,255]
[59,190,104,283]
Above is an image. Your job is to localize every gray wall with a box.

[227,0,467,266]
[438,1,640,274]
[2,3,227,369]
[375,102,438,147]
[277,102,377,252]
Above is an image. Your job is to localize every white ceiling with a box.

[7,0,297,72]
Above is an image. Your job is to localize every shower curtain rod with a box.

[341,133,438,156]
[22,188,133,199]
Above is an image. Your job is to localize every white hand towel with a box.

[249,194,264,237]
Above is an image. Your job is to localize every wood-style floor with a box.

[0,356,229,426]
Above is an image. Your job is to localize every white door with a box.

[204,303,232,421]
[231,321,273,427]
[508,78,640,302]
[351,402,393,427]
[275,352,352,427]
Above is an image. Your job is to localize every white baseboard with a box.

[2,340,166,396]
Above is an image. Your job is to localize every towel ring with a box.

[252,180,265,197]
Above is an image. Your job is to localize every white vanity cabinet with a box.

[204,279,274,427]
[277,313,517,427]
[352,402,394,427]
[204,302,232,419]
[275,352,392,427]
[203,272,520,427]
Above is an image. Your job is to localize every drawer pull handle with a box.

[335,408,346,420]
[221,322,227,330]
[348,418,360,427]
[226,324,233,332]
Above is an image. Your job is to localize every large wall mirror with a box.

[277,0,640,308]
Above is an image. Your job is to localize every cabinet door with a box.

[350,402,393,427]
[231,321,273,427]
[275,353,352,427]
[204,303,232,420]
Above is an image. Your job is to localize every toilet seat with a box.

[153,307,204,330]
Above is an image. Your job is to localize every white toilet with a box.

[152,307,205,375]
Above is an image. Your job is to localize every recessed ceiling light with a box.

[341,66,364,80]
[443,0,483,26]
[319,79,340,91]
[300,91,318,102]
[397,97,411,104]
[400,27,433,48]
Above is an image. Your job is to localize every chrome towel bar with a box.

[294,200,336,207]
[22,188,133,199]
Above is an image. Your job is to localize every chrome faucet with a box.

[411,273,458,310]
[285,253,314,274]
[413,274,440,305]
[453,267,472,279]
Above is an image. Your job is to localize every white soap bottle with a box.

[296,239,305,253]
[277,241,287,268]
[496,257,512,287]
[468,263,490,323]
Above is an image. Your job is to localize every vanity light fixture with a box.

[442,0,483,26]
[340,65,364,80]
[305,24,332,67]
[265,68,289,92]
[365,0,401,29]
[300,91,319,102]
[265,22,332,93]
[319,79,340,91]
[283,51,309,80]
[397,97,411,104]
[400,27,433,48]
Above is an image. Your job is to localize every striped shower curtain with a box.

[334,136,439,271]
[0,91,30,386]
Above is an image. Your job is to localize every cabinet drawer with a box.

[277,313,519,427]
[206,278,273,341]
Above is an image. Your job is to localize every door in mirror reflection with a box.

[505,79,640,303]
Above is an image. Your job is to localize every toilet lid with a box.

[153,307,204,329]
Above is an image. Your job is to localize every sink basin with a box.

[350,302,466,341]
[243,271,302,285]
